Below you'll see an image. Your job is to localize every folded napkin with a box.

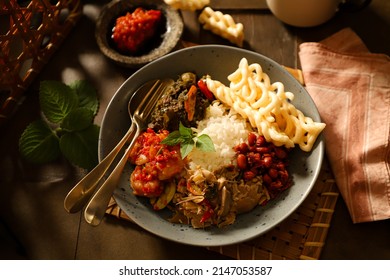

[299,28,390,223]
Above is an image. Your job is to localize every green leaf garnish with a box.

[39,80,78,124]
[178,122,193,138]
[160,130,183,146]
[195,134,215,152]
[61,107,95,132]
[19,120,61,163]
[161,122,215,159]
[59,124,100,170]
[180,140,195,159]
[19,80,100,170]
[70,80,99,115]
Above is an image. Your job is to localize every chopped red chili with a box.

[197,79,215,101]
[199,199,214,223]
[111,7,162,54]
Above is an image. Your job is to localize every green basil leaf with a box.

[19,120,60,163]
[61,108,95,132]
[160,122,215,159]
[39,80,79,123]
[196,134,216,152]
[179,122,193,138]
[70,80,99,115]
[160,130,183,146]
[180,140,194,159]
[59,124,100,170]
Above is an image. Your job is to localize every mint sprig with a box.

[39,80,79,124]
[19,80,100,170]
[161,122,215,159]
[19,120,61,164]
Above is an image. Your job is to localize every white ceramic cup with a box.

[266,0,371,27]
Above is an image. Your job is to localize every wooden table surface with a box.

[1,0,390,260]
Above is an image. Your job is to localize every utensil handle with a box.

[83,125,141,226]
[63,123,135,213]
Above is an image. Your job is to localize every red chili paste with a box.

[129,128,184,197]
[111,7,162,54]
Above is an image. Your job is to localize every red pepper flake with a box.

[197,79,215,101]
[199,199,214,223]
[111,7,162,54]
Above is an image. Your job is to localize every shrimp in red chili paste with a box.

[129,128,185,197]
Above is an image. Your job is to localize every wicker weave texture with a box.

[0,0,82,125]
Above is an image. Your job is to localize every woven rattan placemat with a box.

[105,157,339,260]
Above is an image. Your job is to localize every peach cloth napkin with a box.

[298,28,390,223]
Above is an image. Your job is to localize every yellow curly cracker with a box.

[164,0,209,11]
[206,58,326,152]
[198,7,244,47]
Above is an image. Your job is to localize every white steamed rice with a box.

[188,101,251,171]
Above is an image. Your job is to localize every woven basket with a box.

[0,0,82,126]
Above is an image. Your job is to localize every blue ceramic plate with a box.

[99,45,324,246]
